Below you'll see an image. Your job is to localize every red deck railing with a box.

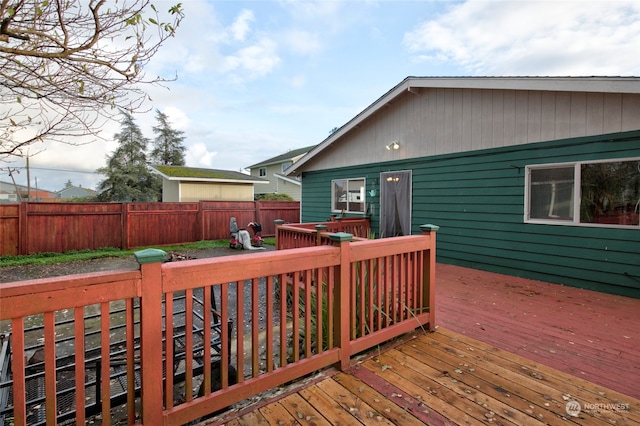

[0,223,437,425]
[275,217,371,249]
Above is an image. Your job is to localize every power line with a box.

[1,166,104,175]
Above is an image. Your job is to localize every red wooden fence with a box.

[0,201,300,256]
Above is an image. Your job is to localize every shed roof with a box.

[151,165,268,184]
[286,76,640,176]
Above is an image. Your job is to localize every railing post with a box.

[329,232,353,370]
[314,224,327,246]
[420,224,439,331]
[135,248,167,425]
[274,219,285,250]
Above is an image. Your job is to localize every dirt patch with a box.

[0,246,275,283]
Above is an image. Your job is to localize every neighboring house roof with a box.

[0,180,57,198]
[151,165,268,184]
[248,145,317,169]
[57,185,96,198]
[286,76,640,176]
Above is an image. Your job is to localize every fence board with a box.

[0,201,300,256]
[0,205,19,256]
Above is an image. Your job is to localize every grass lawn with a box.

[0,238,276,267]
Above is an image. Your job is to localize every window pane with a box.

[580,161,640,226]
[333,180,347,211]
[347,179,365,213]
[529,167,574,220]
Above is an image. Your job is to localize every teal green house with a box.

[287,77,640,298]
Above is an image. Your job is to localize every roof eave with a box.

[166,176,268,184]
[274,174,301,186]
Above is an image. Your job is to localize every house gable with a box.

[288,77,640,176]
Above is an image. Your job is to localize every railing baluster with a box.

[266,276,274,372]
[304,270,312,358]
[251,278,259,377]
[292,271,300,362]
[100,302,111,426]
[279,273,287,368]
[184,288,194,402]
[43,311,56,425]
[220,282,230,388]
[236,281,244,381]
[165,293,174,408]
[74,307,86,425]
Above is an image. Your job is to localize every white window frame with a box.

[259,167,266,177]
[331,178,366,214]
[525,157,640,229]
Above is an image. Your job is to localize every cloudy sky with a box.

[3,0,639,192]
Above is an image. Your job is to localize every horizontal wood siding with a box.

[304,89,640,172]
[302,131,640,297]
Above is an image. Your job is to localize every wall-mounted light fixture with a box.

[385,141,400,151]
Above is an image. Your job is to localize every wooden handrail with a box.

[0,224,437,425]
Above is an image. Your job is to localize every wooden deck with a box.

[436,263,640,401]
[207,328,639,425]
[201,264,639,426]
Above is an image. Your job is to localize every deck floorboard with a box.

[204,264,639,426]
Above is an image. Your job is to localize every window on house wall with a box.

[332,178,366,213]
[281,161,292,173]
[525,158,640,228]
[259,167,266,177]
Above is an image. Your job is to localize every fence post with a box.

[329,232,352,370]
[135,248,167,425]
[314,224,327,246]
[420,224,439,331]
[274,219,284,250]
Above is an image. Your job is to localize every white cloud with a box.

[162,107,190,130]
[222,38,280,79]
[403,0,640,75]
[282,29,324,55]
[289,74,306,88]
[187,142,217,168]
[231,9,255,41]
[279,0,342,21]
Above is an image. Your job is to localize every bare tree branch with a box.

[0,0,184,160]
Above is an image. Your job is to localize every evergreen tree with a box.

[150,110,187,166]
[96,112,159,202]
